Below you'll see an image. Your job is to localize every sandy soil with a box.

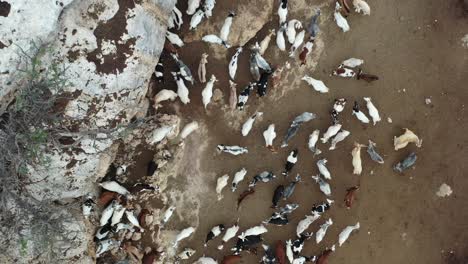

[151,0,468,263]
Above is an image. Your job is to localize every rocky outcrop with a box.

[0,0,75,113]
[0,195,93,264]
[0,0,177,262]
[24,0,175,200]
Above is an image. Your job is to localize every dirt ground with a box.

[152,0,468,263]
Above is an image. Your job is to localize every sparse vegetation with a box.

[0,43,67,191]
[0,43,75,261]
[19,238,27,257]
[0,43,157,261]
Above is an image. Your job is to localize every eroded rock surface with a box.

[19,0,175,203]
[0,0,75,112]
[0,0,176,263]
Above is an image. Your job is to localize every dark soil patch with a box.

[66,158,78,169]
[58,136,75,146]
[67,49,80,62]
[454,0,468,18]
[0,1,11,17]
[444,251,468,264]
[51,90,83,114]
[126,148,155,183]
[146,160,158,176]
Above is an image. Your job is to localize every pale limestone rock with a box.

[56,0,172,128]
[0,0,75,113]
[213,88,223,102]
[462,34,468,48]
[25,141,120,201]
[19,0,176,201]
[0,195,94,264]
[0,0,177,263]
[436,183,452,197]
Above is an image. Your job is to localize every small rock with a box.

[387,117,393,123]
[131,232,142,241]
[462,34,468,48]
[401,232,407,240]
[125,231,133,240]
[436,183,452,197]
[425,98,432,105]
[213,88,223,102]
[145,214,155,227]
[96,133,108,139]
